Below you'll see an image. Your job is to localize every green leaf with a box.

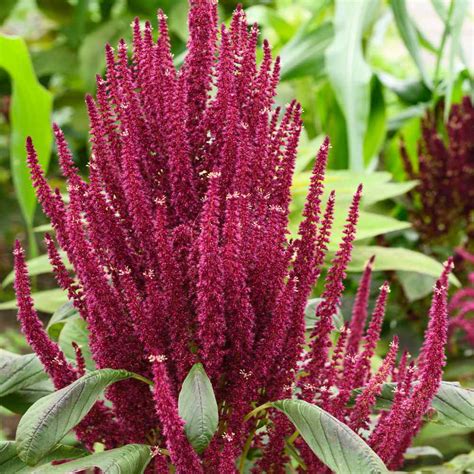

[444,0,469,120]
[363,76,386,166]
[178,363,218,454]
[279,23,333,81]
[59,318,95,371]
[32,444,152,474]
[0,441,87,473]
[378,72,432,105]
[16,369,151,465]
[0,379,54,414]
[329,211,411,250]
[346,246,460,286]
[46,301,80,341]
[305,298,344,331]
[390,0,432,87]
[291,171,413,248]
[0,350,48,398]
[78,19,132,91]
[359,382,474,428]
[404,446,443,465]
[398,271,436,302]
[325,0,377,171]
[2,251,71,287]
[0,35,53,253]
[0,0,16,24]
[273,399,388,473]
[0,289,68,314]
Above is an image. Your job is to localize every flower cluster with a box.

[449,248,474,346]
[401,97,474,246]
[15,2,453,471]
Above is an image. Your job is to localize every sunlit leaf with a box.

[325,0,377,171]
[274,399,388,473]
[178,363,218,454]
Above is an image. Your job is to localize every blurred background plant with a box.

[0,0,473,469]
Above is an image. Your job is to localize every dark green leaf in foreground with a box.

[0,350,47,398]
[0,441,87,473]
[274,399,388,474]
[32,444,152,474]
[16,369,151,465]
[178,363,219,454]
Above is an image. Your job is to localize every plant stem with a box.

[238,428,256,473]
[131,373,154,386]
[243,401,272,422]
[433,0,455,91]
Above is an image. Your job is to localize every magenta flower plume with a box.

[16,2,454,471]
[402,97,474,245]
[449,248,474,346]
[13,240,76,389]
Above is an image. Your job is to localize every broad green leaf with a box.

[0,351,47,398]
[0,35,53,250]
[445,0,469,120]
[16,369,151,465]
[292,170,393,201]
[378,72,432,105]
[291,171,413,248]
[305,298,344,331]
[59,318,95,371]
[279,23,333,81]
[328,211,411,250]
[274,399,388,473]
[404,446,443,464]
[178,363,218,454]
[46,301,80,341]
[360,181,417,206]
[359,382,474,428]
[325,0,377,171]
[0,289,68,314]
[363,76,386,166]
[0,441,87,473]
[398,271,436,302]
[346,246,460,286]
[32,444,152,474]
[390,0,432,87]
[0,379,54,414]
[2,251,71,287]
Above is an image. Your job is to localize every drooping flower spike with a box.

[16,2,453,471]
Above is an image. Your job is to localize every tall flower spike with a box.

[348,336,399,433]
[346,255,375,356]
[196,172,226,381]
[352,281,391,387]
[13,241,77,388]
[300,185,362,400]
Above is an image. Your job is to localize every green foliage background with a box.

[0,0,472,470]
